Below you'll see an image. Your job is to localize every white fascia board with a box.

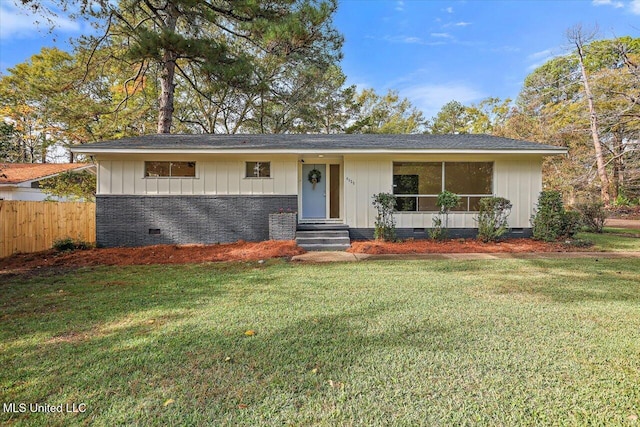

[71,148,568,155]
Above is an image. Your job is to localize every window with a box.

[145,161,196,177]
[245,161,271,178]
[393,162,493,212]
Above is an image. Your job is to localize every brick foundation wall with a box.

[96,195,298,247]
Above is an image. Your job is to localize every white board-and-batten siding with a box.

[343,155,543,229]
[97,153,543,229]
[97,156,299,196]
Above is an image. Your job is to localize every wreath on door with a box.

[308,168,322,190]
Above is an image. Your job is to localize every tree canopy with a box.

[2,11,639,207]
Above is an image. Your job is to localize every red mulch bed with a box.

[348,238,578,255]
[0,238,590,273]
[0,240,305,272]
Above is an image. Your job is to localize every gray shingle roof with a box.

[72,133,566,152]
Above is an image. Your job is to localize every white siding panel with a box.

[193,163,205,194]
[214,162,227,195]
[111,161,123,194]
[134,162,145,194]
[98,162,111,194]
[344,157,393,228]
[226,162,239,194]
[147,177,158,194]
[157,179,170,195]
[285,163,298,194]
[169,178,181,194]
[396,213,476,229]
[121,161,136,194]
[494,158,542,228]
[96,156,299,196]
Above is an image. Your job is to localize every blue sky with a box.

[1,0,639,118]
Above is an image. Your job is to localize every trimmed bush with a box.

[476,197,512,242]
[575,201,607,233]
[531,191,580,241]
[562,210,582,238]
[429,191,461,241]
[372,192,397,241]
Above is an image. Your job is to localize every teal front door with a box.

[302,164,326,219]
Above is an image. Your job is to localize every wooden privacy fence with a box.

[0,201,96,258]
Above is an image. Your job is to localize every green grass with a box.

[577,227,640,252]
[1,259,639,426]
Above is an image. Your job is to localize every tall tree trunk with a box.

[158,52,177,134]
[612,130,625,200]
[157,6,179,134]
[571,27,612,206]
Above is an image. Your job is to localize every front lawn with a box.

[1,259,639,425]
[578,227,640,252]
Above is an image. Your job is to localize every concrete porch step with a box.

[295,226,351,251]
[296,223,350,231]
[295,230,349,239]
[296,236,351,246]
[297,243,352,252]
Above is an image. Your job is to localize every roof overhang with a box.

[0,164,96,185]
[71,148,567,156]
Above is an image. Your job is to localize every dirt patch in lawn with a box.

[0,240,305,272]
[605,218,640,230]
[348,238,579,255]
[608,206,640,220]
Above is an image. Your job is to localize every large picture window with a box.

[393,162,493,212]
[145,161,196,177]
[245,162,271,178]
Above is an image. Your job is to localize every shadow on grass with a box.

[1,296,468,425]
[484,258,640,303]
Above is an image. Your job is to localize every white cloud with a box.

[431,32,452,38]
[401,83,485,118]
[0,3,80,40]
[395,1,405,12]
[402,36,423,43]
[592,0,624,7]
[445,7,454,13]
[528,49,553,61]
[593,0,640,14]
[454,21,471,27]
[525,48,564,71]
[382,34,447,46]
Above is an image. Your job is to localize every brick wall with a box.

[96,195,297,247]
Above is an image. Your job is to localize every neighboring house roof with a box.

[0,163,94,185]
[71,134,567,155]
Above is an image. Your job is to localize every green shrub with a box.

[614,193,632,207]
[436,191,461,213]
[429,216,446,241]
[53,237,93,252]
[531,191,581,241]
[53,237,76,252]
[428,191,461,240]
[372,192,397,241]
[476,197,512,243]
[562,210,582,238]
[574,200,607,233]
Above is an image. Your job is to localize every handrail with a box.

[394,194,494,212]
